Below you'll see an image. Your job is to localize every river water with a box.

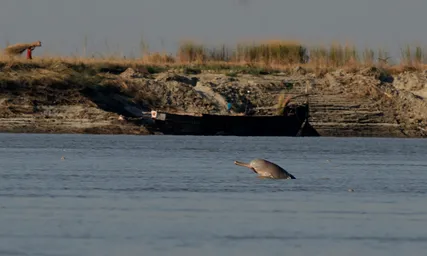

[0,134,426,256]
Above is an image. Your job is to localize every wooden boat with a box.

[147,103,317,136]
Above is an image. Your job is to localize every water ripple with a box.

[1,134,427,255]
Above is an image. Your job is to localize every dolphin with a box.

[234,158,296,179]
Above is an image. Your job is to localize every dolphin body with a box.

[234,158,296,179]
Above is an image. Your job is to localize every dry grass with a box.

[177,41,207,63]
[176,40,307,66]
[3,41,42,56]
[2,39,427,75]
[141,52,175,64]
[172,41,427,73]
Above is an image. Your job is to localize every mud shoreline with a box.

[1,61,426,138]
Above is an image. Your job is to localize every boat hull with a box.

[148,105,315,136]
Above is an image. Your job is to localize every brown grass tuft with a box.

[142,52,175,64]
[233,40,307,66]
[177,41,207,63]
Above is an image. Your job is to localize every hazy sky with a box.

[1,0,426,59]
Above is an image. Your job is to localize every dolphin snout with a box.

[234,161,250,168]
[234,160,258,173]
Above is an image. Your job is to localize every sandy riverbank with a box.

[0,60,426,137]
